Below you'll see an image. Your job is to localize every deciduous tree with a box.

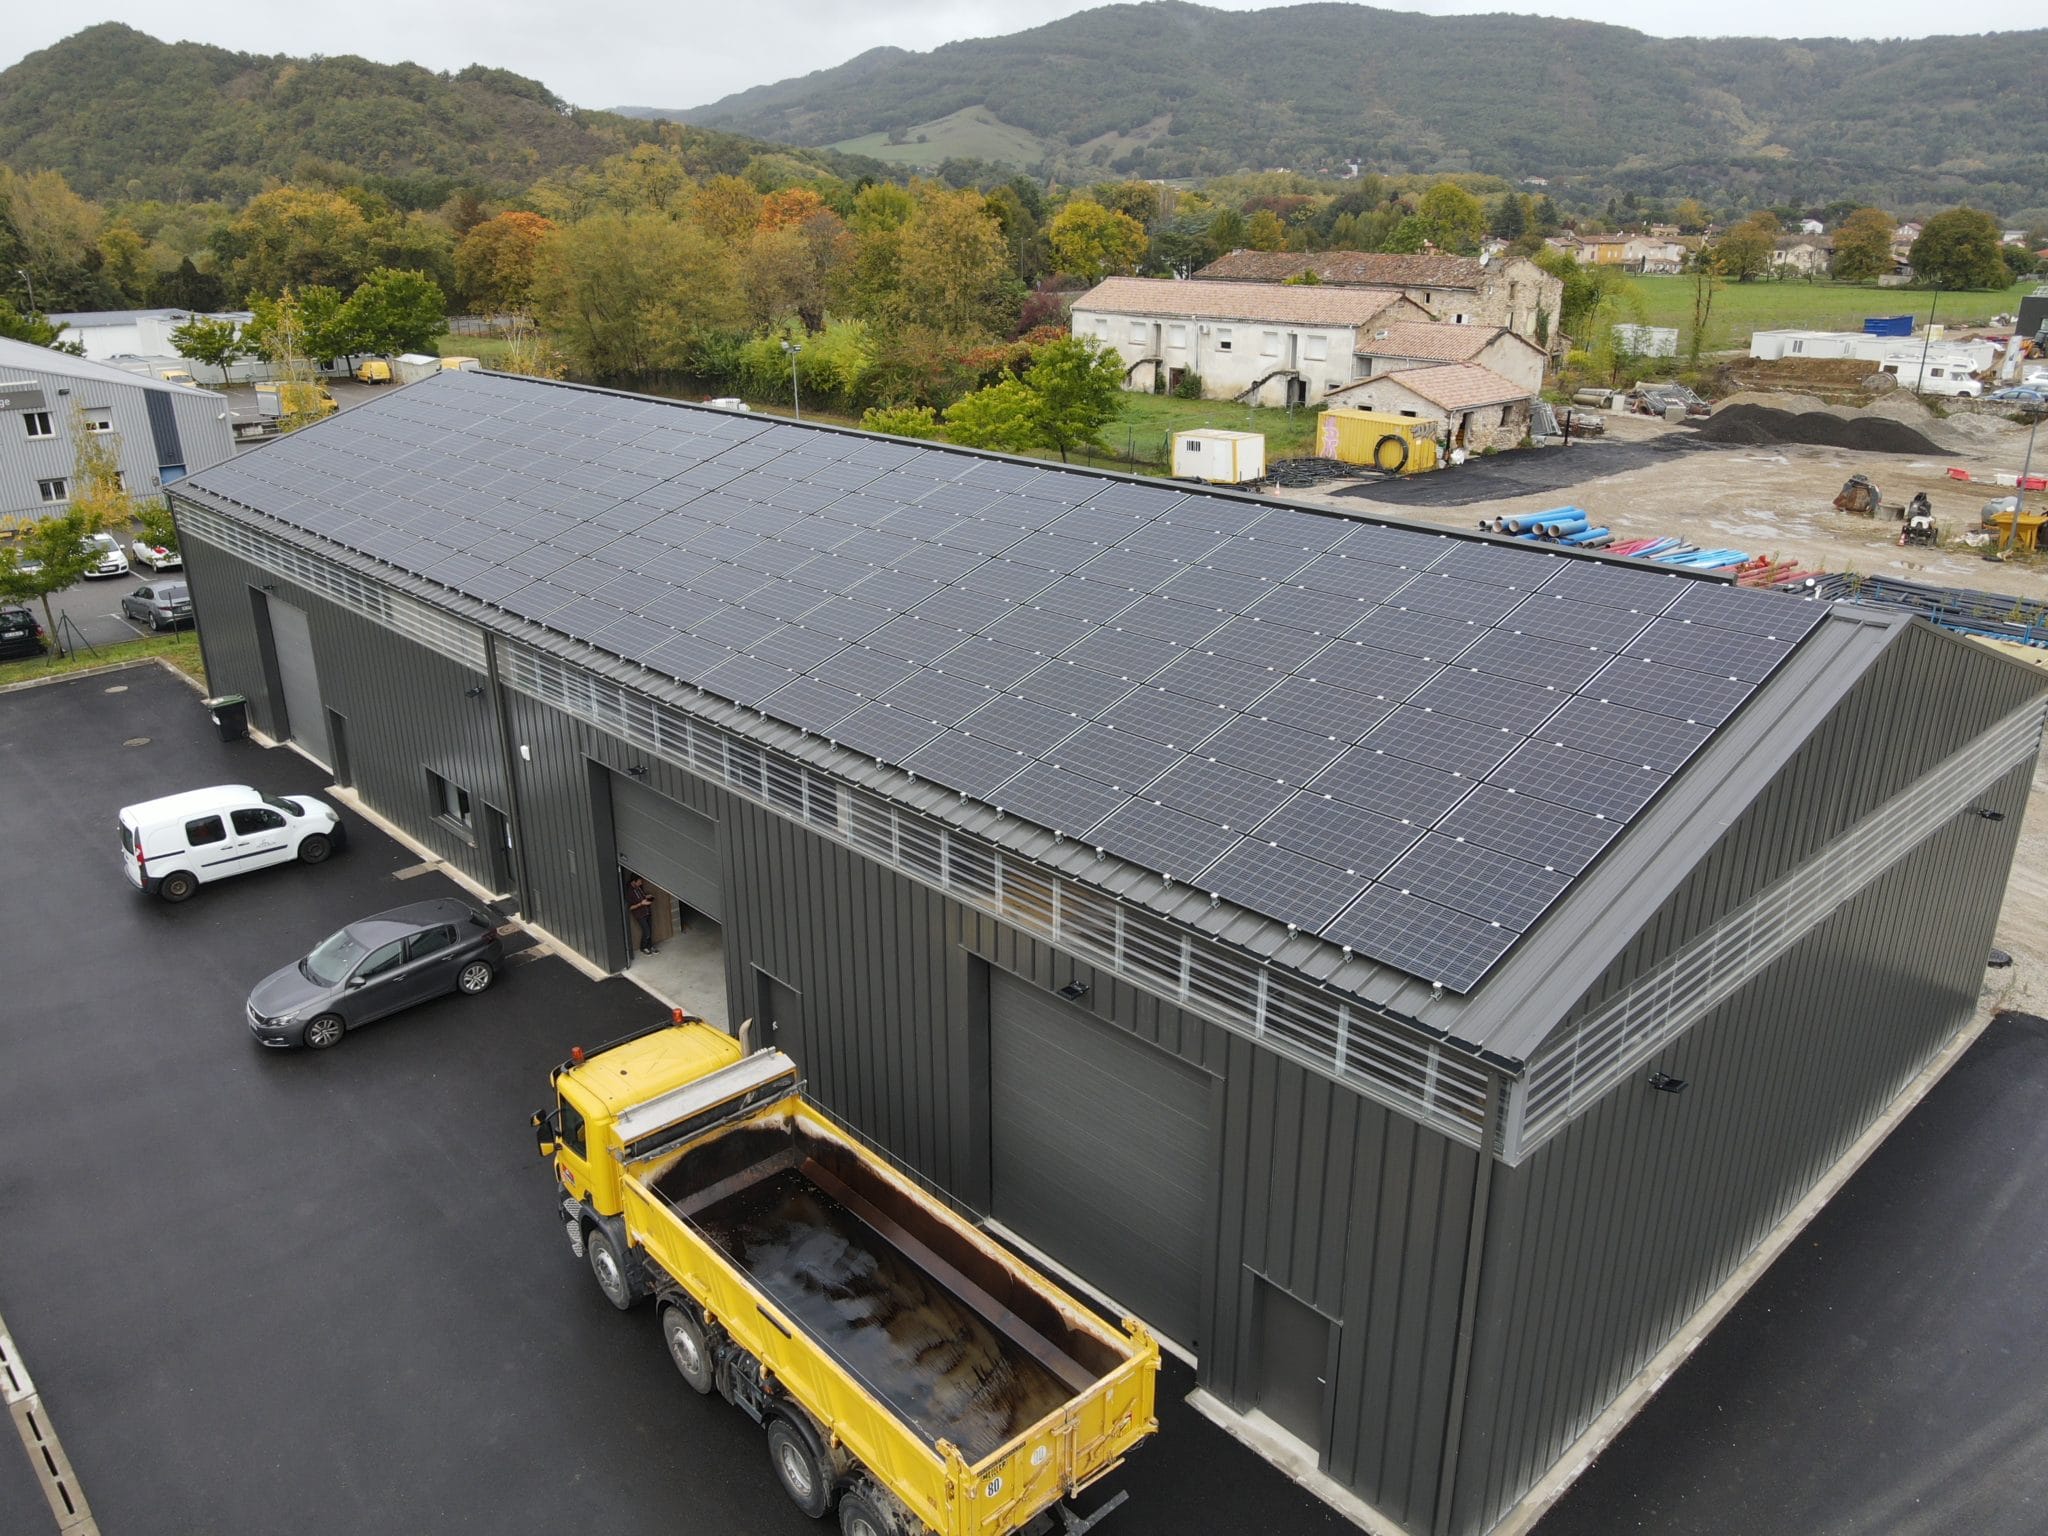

[899,186,1015,338]
[1048,200,1148,283]
[343,267,446,356]
[454,211,555,313]
[1417,182,1486,254]
[531,212,740,379]
[169,315,245,383]
[1910,207,2008,290]
[1830,207,1896,283]
[1713,212,1778,282]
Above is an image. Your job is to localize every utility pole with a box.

[781,339,803,420]
[1912,284,1942,398]
[15,267,33,315]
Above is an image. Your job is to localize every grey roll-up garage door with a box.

[265,596,331,767]
[989,971,1216,1348]
[610,774,723,922]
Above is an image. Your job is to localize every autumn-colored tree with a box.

[861,404,941,439]
[694,175,763,247]
[216,186,373,297]
[758,187,830,233]
[530,212,741,379]
[898,185,1015,338]
[1244,210,1288,251]
[1830,207,1896,283]
[95,221,151,303]
[1048,200,1148,283]
[1671,197,1710,234]
[1713,212,1779,282]
[1087,181,1162,226]
[1911,208,2009,290]
[454,211,556,313]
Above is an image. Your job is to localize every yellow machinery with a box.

[536,1014,1160,1536]
[1317,407,1441,475]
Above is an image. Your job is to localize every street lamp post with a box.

[781,339,803,420]
[14,267,33,315]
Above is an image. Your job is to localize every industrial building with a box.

[170,370,2043,1536]
[0,337,236,520]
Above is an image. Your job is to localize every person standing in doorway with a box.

[626,874,656,955]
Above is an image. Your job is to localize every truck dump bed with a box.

[620,1091,1156,1536]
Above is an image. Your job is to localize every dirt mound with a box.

[1712,389,1834,416]
[1692,404,1944,455]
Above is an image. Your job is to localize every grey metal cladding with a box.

[1201,839,1368,931]
[1435,783,1624,875]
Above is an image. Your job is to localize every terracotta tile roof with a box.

[1354,322,1501,362]
[1071,276,1414,328]
[1334,362,1530,412]
[1195,250,1487,289]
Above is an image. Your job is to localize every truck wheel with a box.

[587,1228,638,1311]
[158,870,197,903]
[838,1491,898,1536]
[661,1304,715,1395]
[766,1417,833,1519]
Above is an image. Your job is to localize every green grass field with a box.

[831,107,1051,169]
[0,630,201,689]
[1620,276,2037,353]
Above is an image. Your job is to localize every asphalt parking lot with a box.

[0,663,1340,1536]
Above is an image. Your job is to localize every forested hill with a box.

[662,1,2048,213]
[0,24,873,205]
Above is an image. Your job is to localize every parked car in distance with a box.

[120,580,194,631]
[119,784,345,903]
[354,358,392,384]
[81,531,129,579]
[246,898,506,1049]
[0,605,47,659]
[1985,385,2048,408]
[131,537,182,571]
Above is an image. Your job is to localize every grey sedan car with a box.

[119,580,194,631]
[247,898,506,1049]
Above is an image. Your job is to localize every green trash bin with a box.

[204,694,248,742]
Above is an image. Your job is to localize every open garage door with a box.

[989,971,1217,1349]
[265,596,330,768]
[610,773,723,923]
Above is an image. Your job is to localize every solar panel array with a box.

[187,371,1826,991]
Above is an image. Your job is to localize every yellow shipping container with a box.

[1316,408,1440,475]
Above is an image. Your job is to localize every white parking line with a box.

[1,1311,99,1534]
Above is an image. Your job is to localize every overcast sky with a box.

[9,2,2037,111]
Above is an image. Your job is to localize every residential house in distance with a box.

[1571,235,1685,274]
[1352,320,1547,393]
[1070,277,1434,406]
[1799,217,1827,236]
[1194,250,1562,347]
[1771,236,1832,276]
[0,337,236,521]
[1323,363,1533,452]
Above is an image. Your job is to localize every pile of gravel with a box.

[1692,404,1944,455]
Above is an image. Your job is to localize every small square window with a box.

[23,411,53,438]
[82,411,113,433]
[37,477,67,503]
[428,769,473,831]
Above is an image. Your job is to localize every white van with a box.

[119,785,345,902]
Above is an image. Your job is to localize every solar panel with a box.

[1320,884,1516,992]
[1364,706,1522,779]
[1091,799,1236,882]
[1202,840,1368,931]
[185,373,1831,997]
[1382,833,1571,932]
[959,693,1085,752]
[1254,791,1419,876]
[1312,745,1474,824]
[1050,724,1180,791]
[1489,739,1666,822]
[904,731,1029,798]
[1436,783,1622,875]
[1095,685,1229,747]
[993,761,1128,837]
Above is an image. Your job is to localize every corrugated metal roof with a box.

[0,335,223,396]
[179,370,1830,999]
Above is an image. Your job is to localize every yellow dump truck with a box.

[534,1014,1160,1536]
